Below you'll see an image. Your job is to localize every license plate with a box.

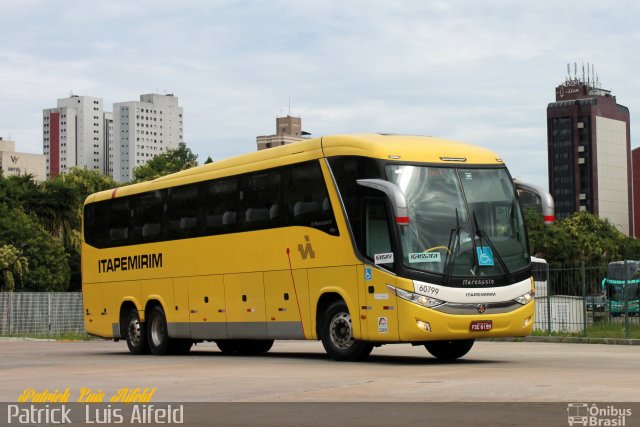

[470,320,492,331]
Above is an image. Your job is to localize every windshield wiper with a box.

[472,210,513,284]
[443,208,461,285]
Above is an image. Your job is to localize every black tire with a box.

[320,300,373,361]
[124,308,148,355]
[237,340,274,354]
[147,305,171,355]
[215,339,274,354]
[215,340,238,353]
[424,339,475,360]
[169,339,193,355]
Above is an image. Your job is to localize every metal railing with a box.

[0,292,84,336]
[533,262,639,337]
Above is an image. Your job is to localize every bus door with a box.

[360,199,399,341]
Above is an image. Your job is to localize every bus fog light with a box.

[522,316,532,328]
[513,292,533,305]
[416,320,431,332]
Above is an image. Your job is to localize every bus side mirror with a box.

[357,179,409,226]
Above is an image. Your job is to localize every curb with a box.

[482,336,640,345]
[0,336,56,342]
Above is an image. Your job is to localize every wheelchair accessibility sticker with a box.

[476,247,494,266]
[364,268,373,281]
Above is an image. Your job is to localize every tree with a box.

[0,204,70,291]
[132,143,198,183]
[524,210,629,265]
[0,244,28,291]
[205,156,213,164]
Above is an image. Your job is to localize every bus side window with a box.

[166,184,200,240]
[203,178,238,235]
[108,198,131,247]
[131,190,165,244]
[241,170,282,231]
[363,199,393,269]
[286,161,338,236]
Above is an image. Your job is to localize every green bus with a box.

[602,261,640,316]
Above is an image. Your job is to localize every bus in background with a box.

[602,261,640,316]
[513,180,555,225]
[82,133,536,361]
[530,256,548,297]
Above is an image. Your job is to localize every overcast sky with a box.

[1,0,639,187]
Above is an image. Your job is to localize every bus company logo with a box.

[98,253,163,273]
[477,304,487,314]
[567,403,632,426]
[297,235,316,260]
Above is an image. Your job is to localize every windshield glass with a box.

[386,165,529,278]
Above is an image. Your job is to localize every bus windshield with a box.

[386,165,529,278]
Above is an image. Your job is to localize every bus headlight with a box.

[513,291,534,305]
[387,285,444,308]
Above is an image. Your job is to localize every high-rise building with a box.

[112,94,183,182]
[632,148,640,238]
[256,115,310,150]
[547,65,632,235]
[43,95,104,178]
[0,138,45,181]
[104,112,114,177]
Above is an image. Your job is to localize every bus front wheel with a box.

[320,300,373,361]
[124,308,149,355]
[424,339,475,360]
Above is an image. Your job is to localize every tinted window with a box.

[203,178,238,235]
[84,160,339,248]
[108,198,131,246]
[167,184,200,239]
[286,162,338,235]
[241,170,282,230]
[131,190,165,244]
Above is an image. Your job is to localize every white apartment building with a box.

[112,94,183,182]
[43,95,104,178]
[0,138,45,181]
[104,112,114,177]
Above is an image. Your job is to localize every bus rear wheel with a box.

[124,308,149,355]
[320,300,373,361]
[424,339,475,360]
[147,305,171,355]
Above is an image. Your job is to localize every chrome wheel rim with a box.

[329,312,354,350]
[127,317,141,347]
[150,315,165,348]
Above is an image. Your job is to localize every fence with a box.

[533,262,640,337]
[0,292,84,336]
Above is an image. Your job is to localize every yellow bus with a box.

[82,134,534,360]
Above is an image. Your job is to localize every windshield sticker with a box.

[476,247,495,266]
[374,253,394,264]
[464,172,473,180]
[408,252,441,263]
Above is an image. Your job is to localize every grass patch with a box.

[532,321,640,339]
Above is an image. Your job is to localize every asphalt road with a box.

[1,339,639,403]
